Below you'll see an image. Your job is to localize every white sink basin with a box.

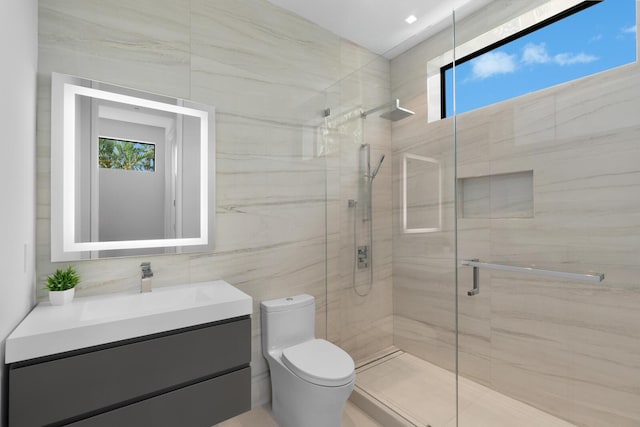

[80,286,219,321]
[6,280,252,363]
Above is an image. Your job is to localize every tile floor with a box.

[218,401,382,427]
[218,351,578,427]
[355,351,577,427]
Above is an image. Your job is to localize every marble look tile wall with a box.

[391,2,640,425]
[37,0,390,407]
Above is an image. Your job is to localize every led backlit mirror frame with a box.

[51,72,214,261]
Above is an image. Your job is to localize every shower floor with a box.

[353,351,576,427]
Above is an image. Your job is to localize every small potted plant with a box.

[46,266,80,306]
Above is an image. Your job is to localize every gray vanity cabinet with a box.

[8,316,251,427]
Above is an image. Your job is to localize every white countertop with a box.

[5,280,252,364]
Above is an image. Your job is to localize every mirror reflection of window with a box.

[98,137,156,172]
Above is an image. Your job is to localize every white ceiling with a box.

[266,0,493,59]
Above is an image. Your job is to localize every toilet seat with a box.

[282,339,354,387]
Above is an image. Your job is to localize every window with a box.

[442,0,636,118]
[98,137,156,172]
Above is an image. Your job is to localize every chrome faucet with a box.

[140,262,153,293]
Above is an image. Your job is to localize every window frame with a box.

[425,0,608,122]
[98,136,157,173]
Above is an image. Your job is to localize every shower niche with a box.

[458,170,534,219]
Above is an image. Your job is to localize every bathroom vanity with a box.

[5,280,252,427]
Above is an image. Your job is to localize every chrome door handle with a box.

[466,258,479,296]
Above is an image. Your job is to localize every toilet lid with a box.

[282,339,355,387]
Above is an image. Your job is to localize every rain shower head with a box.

[362,99,415,122]
[380,100,415,121]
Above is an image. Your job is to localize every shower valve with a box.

[357,246,369,269]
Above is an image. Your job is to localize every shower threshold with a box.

[350,350,576,427]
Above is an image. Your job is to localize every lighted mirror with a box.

[402,153,442,234]
[51,73,215,261]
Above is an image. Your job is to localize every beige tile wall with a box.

[391,2,640,426]
[37,0,391,407]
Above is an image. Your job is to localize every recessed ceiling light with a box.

[405,15,417,24]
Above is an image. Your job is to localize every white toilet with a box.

[261,294,355,427]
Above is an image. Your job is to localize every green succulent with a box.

[46,266,80,292]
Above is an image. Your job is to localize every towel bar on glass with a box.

[461,259,605,296]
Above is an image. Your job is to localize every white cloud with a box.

[622,25,637,34]
[520,42,598,67]
[467,43,599,82]
[589,34,603,43]
[470,51,517,80]
[553,52,598,65]
[522,43,551,64]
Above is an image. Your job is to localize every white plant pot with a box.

[49,288,75,306]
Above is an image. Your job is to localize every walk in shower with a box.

[324,1,640,426]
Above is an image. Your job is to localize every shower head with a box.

[371,154,385,179]
[362,99,415,122]
[380,99,415,121]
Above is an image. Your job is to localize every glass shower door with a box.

[453,2,640,426]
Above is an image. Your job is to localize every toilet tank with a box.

[261,294,315,355]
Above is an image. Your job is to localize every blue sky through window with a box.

[444,0,637,117]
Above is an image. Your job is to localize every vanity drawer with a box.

[66,367,251,427]
[9,317,250,427]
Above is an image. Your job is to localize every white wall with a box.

[0,0,37,424]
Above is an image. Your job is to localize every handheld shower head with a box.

[371,154,385,179]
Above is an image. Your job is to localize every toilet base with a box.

[267,352,354,427]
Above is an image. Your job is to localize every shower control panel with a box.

[357,246,369,269]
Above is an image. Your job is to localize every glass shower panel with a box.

[454,2,640,426]
[321,17,458,423]
[348,16,459,427]
[323,57,395,363]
